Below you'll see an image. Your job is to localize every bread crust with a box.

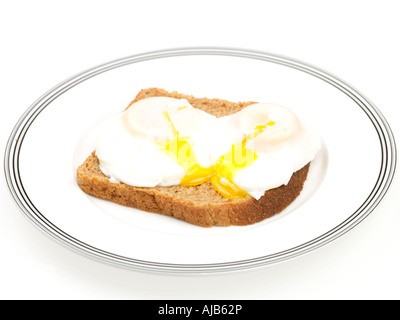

[76,88,310,227]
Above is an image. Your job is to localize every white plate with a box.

[4,47,396,273]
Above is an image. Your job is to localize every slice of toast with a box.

[76,88,310,227]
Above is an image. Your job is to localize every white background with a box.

[1,0,399,300]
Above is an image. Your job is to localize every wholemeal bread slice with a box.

[76,88,310,227]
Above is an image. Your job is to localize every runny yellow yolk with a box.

[211,122,275,199]
[157,111,214,186]
[158,111,275,200]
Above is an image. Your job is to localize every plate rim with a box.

[4,47,397,274]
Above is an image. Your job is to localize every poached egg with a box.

[95,96,321,200]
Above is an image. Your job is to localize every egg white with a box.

[96,114,185,187]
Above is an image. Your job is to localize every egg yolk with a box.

[157,111,214,186]
[211,121,275,200]
[158,110,275,200]
[158,136,215,186]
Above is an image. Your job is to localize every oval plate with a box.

[4,48,396,273]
